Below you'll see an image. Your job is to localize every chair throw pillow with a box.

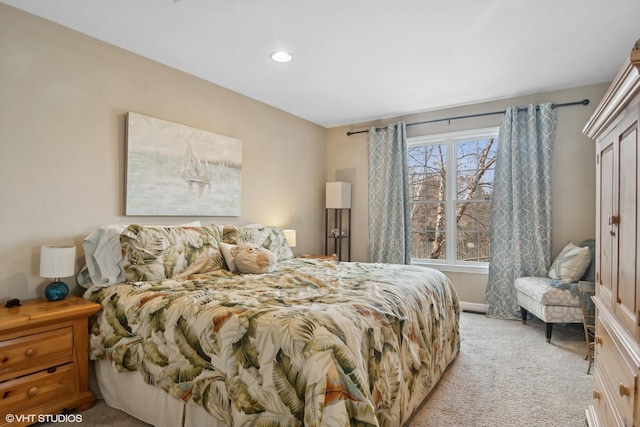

[548,242,592,283]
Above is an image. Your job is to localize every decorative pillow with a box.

[220,225,294,261]
[235,243,277,274]
[219,242,277,273]
[120,224,223,282]
[548,243,592,283]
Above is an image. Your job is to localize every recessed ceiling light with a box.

[271,51,292,63]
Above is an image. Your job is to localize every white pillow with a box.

[82,224,127,288]
[219,242,240,272]
[548,243,592,283]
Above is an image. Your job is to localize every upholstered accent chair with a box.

[515,239,595,342]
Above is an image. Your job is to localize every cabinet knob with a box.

[595,335,603,345]
[26,387,38,397]
[593,389,600,399]
[24,348,36,357]
[619,383,630,397]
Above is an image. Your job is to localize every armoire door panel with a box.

[616,125,638,335]
[599,142,615,306]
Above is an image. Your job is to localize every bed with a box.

[80,223,460,426]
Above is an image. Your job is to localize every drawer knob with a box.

[593,389,600,399]
[26,387,38,397]
[619,383,630,397]
[24,348,36,357]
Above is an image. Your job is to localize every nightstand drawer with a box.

[0,327,73,382]
[0,364,74,415]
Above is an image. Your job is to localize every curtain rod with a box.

[345,98,590,136]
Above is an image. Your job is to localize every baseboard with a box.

[460,301,488,314]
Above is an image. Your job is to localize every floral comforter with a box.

[85,258,460,426]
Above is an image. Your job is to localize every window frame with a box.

[407,127,498,274]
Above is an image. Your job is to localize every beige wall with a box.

[327,83,609,305]
[0,5,327,302]
[0,4,610,307]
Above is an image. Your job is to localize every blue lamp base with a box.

[45,280,69,301]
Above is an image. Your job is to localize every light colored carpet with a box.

[41,311,591,427]
[409,312,591,427]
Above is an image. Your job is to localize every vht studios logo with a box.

[5,413,83,424]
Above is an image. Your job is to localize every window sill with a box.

[411,260,489,275]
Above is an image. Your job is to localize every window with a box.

[408,128,498,270]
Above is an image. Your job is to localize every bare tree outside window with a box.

[408,131,497,263]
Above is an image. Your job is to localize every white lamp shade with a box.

[326,182,351,209]
[40,245,76,279]
[283,230,297,248]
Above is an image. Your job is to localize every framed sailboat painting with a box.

[125,112,242,216]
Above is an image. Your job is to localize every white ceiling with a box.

[3,0,640,127]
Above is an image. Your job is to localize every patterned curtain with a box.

[485,103,557,319]
[367,122,411,264]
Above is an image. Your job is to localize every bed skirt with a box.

[94,359,222,426]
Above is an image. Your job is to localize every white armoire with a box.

[583,39,640,427]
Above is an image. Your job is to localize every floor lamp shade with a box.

[326,182,351,209]
[40,245,76,301]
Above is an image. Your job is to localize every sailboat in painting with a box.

[181,138,212,184]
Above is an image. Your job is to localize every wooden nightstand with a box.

[0,295,100,426]
[299,254,338,261]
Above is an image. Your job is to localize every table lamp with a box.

[40,245,76,301]
[283,229,297,248]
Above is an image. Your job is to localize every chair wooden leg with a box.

[520,307,528,324]
[545,323,552,343]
